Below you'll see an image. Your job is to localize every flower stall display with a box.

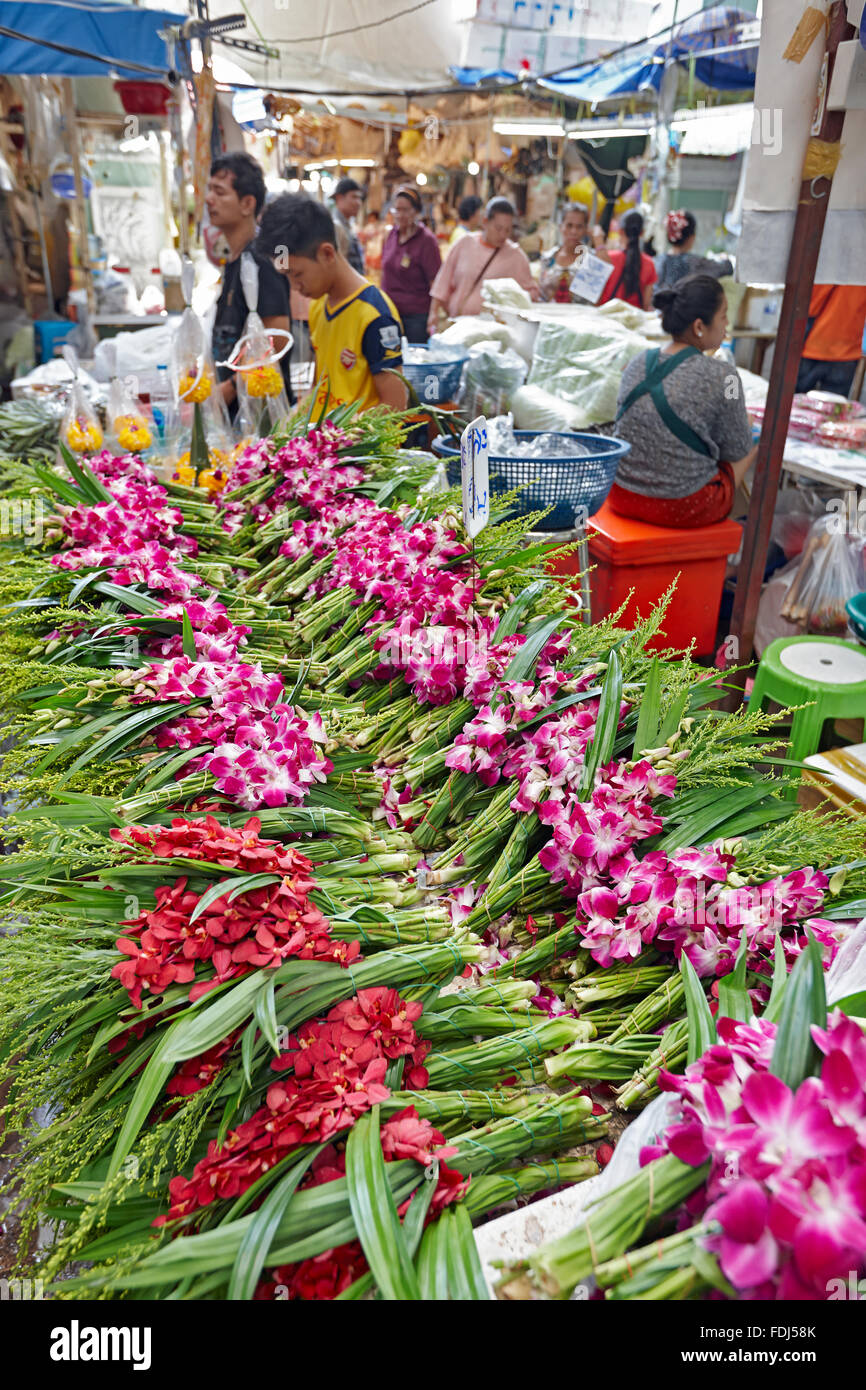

[0,395,864,1303]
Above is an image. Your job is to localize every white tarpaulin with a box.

[738,0,866,286]
[191,0,466,93]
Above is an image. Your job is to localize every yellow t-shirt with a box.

[308,281,403,413]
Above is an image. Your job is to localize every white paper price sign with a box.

[460,415,489,540]
[569,247,615,305]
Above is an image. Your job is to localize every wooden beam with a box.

[62,78,97,319]
[727,0,855,688]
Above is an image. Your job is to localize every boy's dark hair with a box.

[653,272,725,336]
[458,194,483,222]
[257,194,338,260]
[334,176,364,198]
[210,153,266,216]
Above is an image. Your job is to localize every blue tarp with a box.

[540,5,757,101]
[0,0,185,79]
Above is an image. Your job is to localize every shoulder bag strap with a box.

[456,245,501,315]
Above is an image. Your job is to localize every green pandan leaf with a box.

[769,932,826,1090]
[346,1108,421,1300]
[681,951,716,1066]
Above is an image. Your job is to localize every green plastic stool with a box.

[750,636,866,765]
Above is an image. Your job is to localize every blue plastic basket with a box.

[433,430,630,530]
[401,344,469,404]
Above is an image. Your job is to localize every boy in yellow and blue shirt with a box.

[258,195,407,415]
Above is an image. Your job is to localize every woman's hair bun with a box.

[652,285,678,310]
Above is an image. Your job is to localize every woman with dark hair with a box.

[598,210,657,310]
[610,274,756,528]
[380,185,442,343]
[655,209,734,291]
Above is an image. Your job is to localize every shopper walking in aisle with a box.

[447,194,484,248]
[380,186,442,344]
[611,274,756,528]
[206,152,293,413]
[538,202,593,302]
[427,196,539,331]
[796,284,866,396]
[655,209,734,291]
[331,176,366,274]
[597,210,657,311]
[258,194,406,414]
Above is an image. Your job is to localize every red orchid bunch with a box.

[154,988,460,1228]
[110,816,356,1008]
[253,1112,468,1300]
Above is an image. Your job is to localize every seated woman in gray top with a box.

[655,209,734,291]
[610,274,756,528]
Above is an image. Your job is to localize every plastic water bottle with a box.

[150,364,177,454]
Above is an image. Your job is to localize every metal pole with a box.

[727,0,855,687]
[62,78,96,319]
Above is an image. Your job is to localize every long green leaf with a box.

[658,690,688,745]
[633,656,661,756]
[416,1219,449,1299]
[769,932,826,1089]
[502,616,562,685]
[181,609,197,660]
[716,930,751,1025]
[493,580,547,641]
[345,1108,421,1300]
[762,936,789,1025]
[681,951,716,1066]
[189,873,282,924]
[579,648,622,798]
[441,1204,490,1300]
[227,1145,324,1300]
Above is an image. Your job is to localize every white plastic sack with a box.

[826,917,866,1007]
[512,383,594,433]
[480,277,533,313]
[527,318,649,425]
[435,317,511,351]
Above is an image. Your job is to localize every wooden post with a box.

[727,0,855,686]
[0,103,35,316]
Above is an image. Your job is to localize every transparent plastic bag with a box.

[170,268,232,486]
[107,378,152,455]
[460,342,527,409]
[780,517,860,634]
[60,379,103,455]
[224,253,292,443]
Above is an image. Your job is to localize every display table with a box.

[782,438,866,493]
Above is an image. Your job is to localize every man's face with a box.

[277,245,335,299]
[484,212,513,248]
[336,189,363,219]
[205,170,254,230]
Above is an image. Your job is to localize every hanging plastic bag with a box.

[59,346,103,455]
[220,253,292,445]
[170,259,232,487]
[780,516,860,635]
[107,377,152,455]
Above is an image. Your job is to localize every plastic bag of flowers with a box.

[60,376,103,455]
[107,376,153,455]
[170,281,232,486]
[226,253,292,441]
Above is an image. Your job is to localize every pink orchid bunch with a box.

[52,460,200,599]
[207,705,332,810]
[143,656,285,748]
[145,598,250,664]
[643,1012,866,1300]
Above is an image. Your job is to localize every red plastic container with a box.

[114,82,173,116]
[577,501,742,655]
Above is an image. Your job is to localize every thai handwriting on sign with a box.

[460,415,489,540]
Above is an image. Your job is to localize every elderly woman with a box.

[427,196,539,332]
[380,185,442,343]
[611,274,756,528]
[538,203,592,302]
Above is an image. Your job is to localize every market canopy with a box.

[0,0,185,80]
[540,5,758,101]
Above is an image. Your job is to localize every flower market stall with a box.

[0,382,865,1309]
